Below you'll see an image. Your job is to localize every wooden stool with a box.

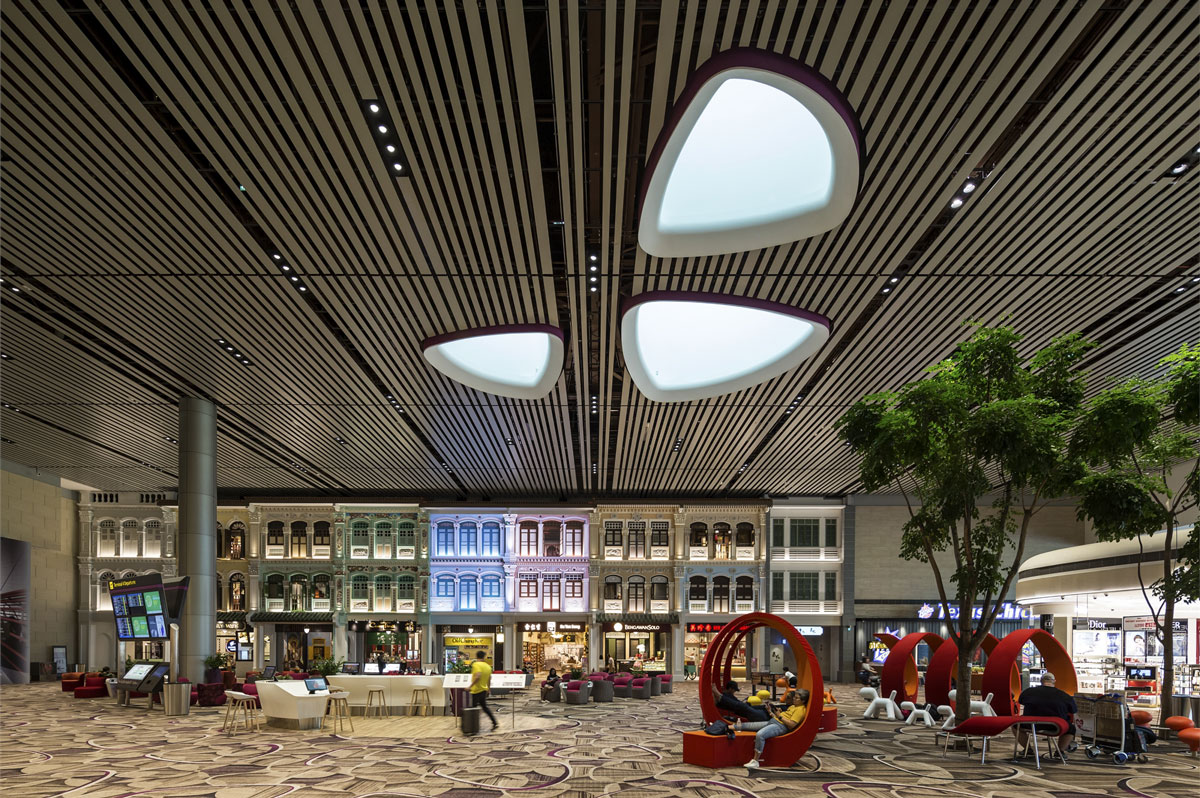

[366,686,389,718]
[222,691,260,735]
[409,688,431,716]
[326,692,354,733]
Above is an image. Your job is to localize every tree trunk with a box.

[954,647,973,724]
[1161,523,1176,714]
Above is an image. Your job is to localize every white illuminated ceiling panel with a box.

[422,325,565,399]
[639,48,864,257]
[620,292,831,402]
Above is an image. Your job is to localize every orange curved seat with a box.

[1130,709,1152,727]
[696,611,823,768]
[1177,727,1200,754]
[880,632,944,705]
[1164,716,1195,733]
[983,629,1076,716]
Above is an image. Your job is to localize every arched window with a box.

[97,571,115,611]
[735,575,754,606]
[97,520,117,557]
[628,522,646,559]
[435,575,455,599]
[289,574,308,610]
[266,574,285,607]
[603,575,622,607]
[229,573,246,611]
[227,521,245,559]
[397,574,416,603]
[627,575,646,612]
[713,523,732,558]
[436,522,454,556]
[121,519,141,556]
[396,521,415,554]
[689,522,708,547]
[267,521,285,553]
[374,574,392,611]
[313,521,331,551]
[312,573,330,600]
[481,521,501,556]
[351,574,370,608]
[689,575,708,610]
[735,522,754,548]
[459,522,477,556]
[563,521,584,556]
[290,522,308,559]
[375,522,393,559]
[143,520,162,557]
[712,576,731,613]
[650,575,670,609]
[519,521,538,556]
[542,521,561,557]
[460,575,478,610]
[481,575,502,601]
[350,520,370,556]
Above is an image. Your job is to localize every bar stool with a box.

[409,687,431,716]
[326,691,354,733]
[366,686,389,718]
[222,690,260,735]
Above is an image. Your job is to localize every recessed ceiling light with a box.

[422,324,566,399]
[590,276,597,282]
[290,276,299,282]
[620,291,831,401]
[1172,163,1188,174]
[889,277,899,283]
[962,181,976,193]
[882,287,891,294]
[950,197,964,209]
[298,286,307,292]
[225,346,233,351]
[1175,287,1186,292]
[386,145,396,153]
[272,253,281,260]
[368,103,380,113]
[638,49,863,257]
[282,265,290,271]
[377,125,388,134]
[590,286,598,293]
[0,353,10,360]
[589,265,597,272]
[589,254,598,262]
[1192,276,1200,282]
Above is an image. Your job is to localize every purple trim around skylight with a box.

[620,291,833,335]
[421,323,567,352]
[638,47,866,223]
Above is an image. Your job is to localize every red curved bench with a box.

[983,630,1076,716]
[880,632,944,705]
[944,715,1068,763]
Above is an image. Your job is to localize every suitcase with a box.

[461,706,481,735]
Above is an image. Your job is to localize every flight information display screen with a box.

[108,575,171,640]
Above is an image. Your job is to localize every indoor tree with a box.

[1072,343,1199,713]
[837,324,1093,722]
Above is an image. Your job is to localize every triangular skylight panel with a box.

[620,292,831,402]
[639,48,864,257]
[422,325,565,399]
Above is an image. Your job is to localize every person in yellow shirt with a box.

[736,688,809,768]
[469,651,498,732]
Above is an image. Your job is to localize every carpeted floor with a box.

[1,680,1195,797]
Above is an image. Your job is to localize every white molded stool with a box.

[902,701,936,727]
[860,687,902,720]
[948,689,996,717]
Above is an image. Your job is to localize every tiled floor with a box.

[1,680,1195,797]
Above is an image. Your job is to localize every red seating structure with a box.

[1178,727,1200,756]
[945,715,1068,763]
[62,672,88,692]
[877,632,944,705]
[925,632,1012,710]
[659,673,673,694]
[73,676,108,699]
[982,629,1075,716]
[690,611,823,768]
[818,706,837,732]
[196,682,228,706]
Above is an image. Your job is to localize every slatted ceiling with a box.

[1,2,1195,499]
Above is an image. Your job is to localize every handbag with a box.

[705,720,729,735]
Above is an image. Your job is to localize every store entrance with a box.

[521,621,587,674]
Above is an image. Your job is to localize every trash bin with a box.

[163,682,191,716]
[460,706,480,735]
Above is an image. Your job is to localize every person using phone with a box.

[735,689,810,769]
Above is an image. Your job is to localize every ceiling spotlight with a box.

[1172,163,1188,174]
[217,339,226,344]
[298,286,307,292]
[949,197,964,209]
[281,265,290,271]
[0,353,10,360]
[1175,287,1186,293]
[590,286,598,293]
[589,254,598,262]
[589,265,597,272]
[962,181,976,194]
[225,346,233,351]
[377,124,388,134]
[386,145,396,153]
[882,287,891,294]
[590,276,597,282]
[272,253,281,260]
[290,275,299,282]
[238,185,247,191]
[1192,276,1200,282]
[368,103,380,113]
[889,277,899,283]
[393,163,403,172]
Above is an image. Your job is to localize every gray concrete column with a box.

[178,396,217,682]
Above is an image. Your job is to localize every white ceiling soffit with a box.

[422,325,565,400]
[620,292,832,402]
[638,48,864,258]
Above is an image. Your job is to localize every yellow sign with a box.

[108,579,137,590]
[444,636,490,647]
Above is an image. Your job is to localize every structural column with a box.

[177,396,217,683]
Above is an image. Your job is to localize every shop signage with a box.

[1073,618,1122,631]
[444,636,491,647]
[795,626,823,636]
[1124,616,1187,632]
[916,601,1030,621]
[604,622,668,633]
[225,639,237,653]
[523,623,543,632]
[688,622,726,633]
[557,622,585,632]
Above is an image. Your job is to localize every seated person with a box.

[540,668,562,701]
[711,680,770,723]
[736,689,810,768]
[857,656,877,685]
[1015,672,1077,756]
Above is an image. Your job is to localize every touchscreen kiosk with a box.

[261,665,277,680]
[139,663,170,693]
[363,663,381,674]
[383,663,401,674]
[341,663,360,674]
[122,663,154,684]
[304,678,327,694]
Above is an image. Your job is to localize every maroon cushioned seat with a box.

[73,676,108,699]
[241,681,262,708]
[630,677,652,699]
[612,675,634,698]
[659,673,673,693]
[197,682,228,706]
[62,672,86,692]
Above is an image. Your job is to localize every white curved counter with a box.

[256,681,332,730]
[326,674,447,715]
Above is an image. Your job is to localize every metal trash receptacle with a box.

[461,706,480,735]
[164,682,191,716]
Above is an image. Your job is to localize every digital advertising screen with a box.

[108,575,171,640]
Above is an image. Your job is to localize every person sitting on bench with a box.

[1015,672,1077,757]
[736,689,810,768]
[711,680,770,722]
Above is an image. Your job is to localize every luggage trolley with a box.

[1077,695,1149,765]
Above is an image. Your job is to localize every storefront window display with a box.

[521,621,587,673]
[442,629,495,672]
[356,620,420,665]
[1072,618,1123,692]
[685,622,746,678]
[1124,617,1188,664]
[603,622,670,672]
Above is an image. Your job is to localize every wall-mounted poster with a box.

[52,646,67,675]
[1,537,31,684]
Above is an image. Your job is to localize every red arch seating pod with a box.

[879,632,944,704]
[925,633,1018,709]
[982,629,1076,715]
[698,611,823,768]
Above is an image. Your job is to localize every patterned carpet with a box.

[1,680,1195,797]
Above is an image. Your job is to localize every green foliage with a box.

[837,324,1093,645]
[308,657,345,677]
[449,656,472,674]
[203,652,230,670]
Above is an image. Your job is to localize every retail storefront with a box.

[248,611,336,670]
[684,621,753,678]
[348,619,422,668]
[855,602,1035,668]
[438,625,501,672]
[215,612,253,673]
[601,621,672,672]
[519,620,587,673]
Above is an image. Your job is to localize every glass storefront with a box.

[440,628,496,672]
[520,621,587,673]
[685,622,747,678]
[349,620,422,668]
[602,622,671,672]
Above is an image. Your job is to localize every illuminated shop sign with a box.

[916,602,1030,621]
[1072,618,1121,631]
[604,622,669,633]
[688,623,725,633]
[1124,616,1187,632]
[557,623,585,632]
[794,626,823,636]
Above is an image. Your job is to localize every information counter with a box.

[326,674,447,715]
[257,681,331,730]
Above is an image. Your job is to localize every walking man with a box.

[470,650,499,733]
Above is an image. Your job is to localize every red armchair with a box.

[73,676,108,699]
[196,682,228,706]
[61,672,86,692]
